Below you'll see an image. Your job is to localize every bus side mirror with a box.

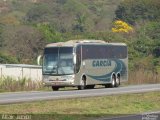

[37,55,42,65]
[73,53,77,64]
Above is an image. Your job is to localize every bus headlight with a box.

[62,75,74,82]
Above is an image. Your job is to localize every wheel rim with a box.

[112,77,116,87]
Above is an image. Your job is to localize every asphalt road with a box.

[96,111,160,120]
[0,84,160,104]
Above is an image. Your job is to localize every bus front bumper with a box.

[43,81,75,87]
[42,75,75,87]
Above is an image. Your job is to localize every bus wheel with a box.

[115,75,120,87]
[78,76,86,90]
[52,86,59,91]
[110,75,116,88]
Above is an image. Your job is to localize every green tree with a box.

[115,0,160,25]
[36,23,64,43]
[2,25,45,63]
[73,13,87,33]
[25,3,52,23]
[0,24,4,48]
[141,22,160,57]
[0,52,18,64]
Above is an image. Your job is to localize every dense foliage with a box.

[115,0,160,25]
[0,0,159,73]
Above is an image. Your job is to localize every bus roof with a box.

[45,40,127,48]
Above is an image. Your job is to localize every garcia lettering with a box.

[92,60,111,67]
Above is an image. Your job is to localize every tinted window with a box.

[44,47,73,54]
[59,47,73,53]
[43,47,74,75]
[82,45,127,59]
[44,47,58,54]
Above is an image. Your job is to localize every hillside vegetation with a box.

[0,0,121,63]
[0,0,159,76]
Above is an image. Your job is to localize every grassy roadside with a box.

[0,91,160,120]
[1,69,160,93]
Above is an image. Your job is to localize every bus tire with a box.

[115,74,120,87]
[78,76,86,90]
[52,86,59,91]
[110,75,116,88]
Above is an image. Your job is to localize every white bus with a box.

[41,40,128,90]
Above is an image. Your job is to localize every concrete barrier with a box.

[0,64,42,81]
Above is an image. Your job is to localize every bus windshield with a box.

[43,47,74,75]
